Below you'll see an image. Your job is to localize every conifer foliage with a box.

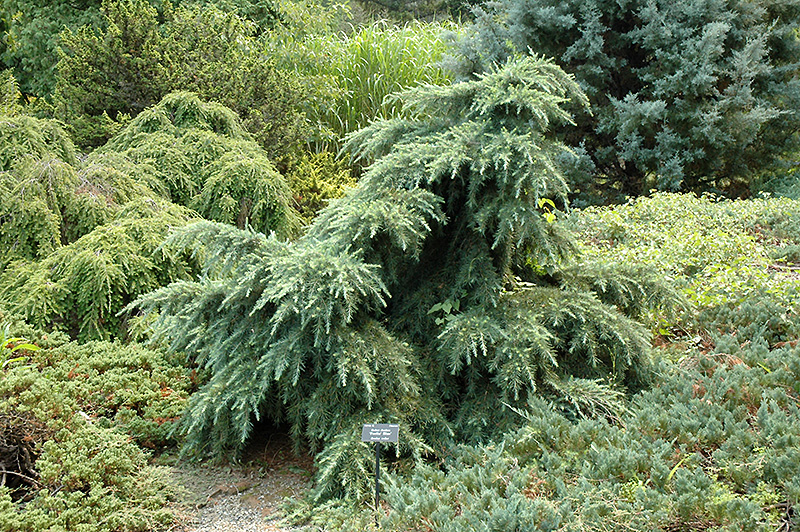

[133,56,676,498]
[97,91,301,238]
[455,0,800,199]
[0,90,300,341]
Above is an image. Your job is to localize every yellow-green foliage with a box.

[0,417,177,532]
[569,193,800,315]
[0,114,76,171]
[0,71,21,117]
[285,151,356,224]
[99,91,300,237]
[2,93,300,339]
[566,193,800,349]
[193,151,299,233]
[275,19,454,153]
[0,169,61,266]
[1,339,191,447]
[2,157,117,247]
[0,199,198,341]
[0,328,187,531]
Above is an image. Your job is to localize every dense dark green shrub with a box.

[453,0,800,201]
[0,0,286,99]
[0,0,103,96]
[158,3,308,159]
[54,0,307,153]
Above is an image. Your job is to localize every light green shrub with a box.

[0,416,177,532]
[285,151,356,224]
[0,198,198,340]
[97,91,301,237]
[568,193,800,341]
[382,341,800,532]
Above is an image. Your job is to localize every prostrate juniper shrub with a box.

[0,326,188,531]
[381,339,800,532]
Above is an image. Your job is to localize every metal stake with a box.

[375,441,381,527]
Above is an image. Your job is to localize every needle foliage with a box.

[96,91,301,238]
[453,0,800,200]
[132,55,678,500]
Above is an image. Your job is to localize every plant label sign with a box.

[361,423,399,443]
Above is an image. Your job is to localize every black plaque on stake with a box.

[362,424,399,527]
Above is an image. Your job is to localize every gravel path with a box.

[186,492,287,532]
[170,432,313,532]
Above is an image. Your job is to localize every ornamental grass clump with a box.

[276,19,453,154]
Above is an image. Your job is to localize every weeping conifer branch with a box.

[131,55,680,500]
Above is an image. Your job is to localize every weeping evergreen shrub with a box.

[1,92,301,340]
[0,108,143,266]
[131,55,678,500]
[0,114,76,172]
[97,91,301,238]
[0,199,199,341]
